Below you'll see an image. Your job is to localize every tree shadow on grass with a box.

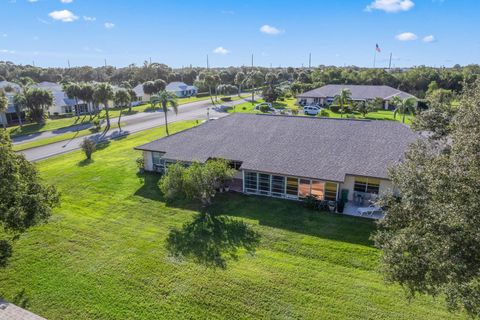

[11,289,29,309]
[0,240,12,268]
[166,212,260,269]
[77,159,94,167]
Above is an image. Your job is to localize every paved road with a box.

[19,97,253,162]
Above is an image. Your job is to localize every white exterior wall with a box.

[143,151,153,171]
[341,175,394,201]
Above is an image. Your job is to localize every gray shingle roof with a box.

[297,84,417,101]
[136,114,418,182]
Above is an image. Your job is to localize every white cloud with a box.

[1,33,7,37]
[260,25,282,35]
[28,0,38,3]
[423,35,436,43]
[83,16,96,21]
[213,46,230,55]
[366,0,414,13]
[60,0,73,2]
[395,32,418,41]
[48,10,78,22]
[0,49,15,54]
[104,22,115,29]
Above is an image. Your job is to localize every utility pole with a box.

[67,60,70,68]
[251,53,254,68]
[32,60,35,67]
[388,53,392,69]
[149,57,152,65]
[309,53,311,68]
[206,54,209,69]
[104,59,107,67]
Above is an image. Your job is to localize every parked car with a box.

[303,105,320,116]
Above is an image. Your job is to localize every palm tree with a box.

[245,71,264,104]
[93,83,114,132]
[333,88,352,118]
[391,96,417,123]
[234,72,245,97]
[203,73,217,105]
[0,90,8,129]
[354,101,374,118]
[78,83,95,120]
[63,82,82,119]
[150,90,178,136]
[23,88,53,123]
[114,89,131,131]
[13,93,26,127]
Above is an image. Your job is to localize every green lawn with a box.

[0,121,465,319]
[230,98,414,124]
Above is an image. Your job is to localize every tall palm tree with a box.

[0,90,8,129]
[391,96,417,123]
[63,82,82,119]
[78,83,95,120]
[13,93,26,127]
[150,90,178,136]
[333,88,352,118]
[114,89,131,131]
[93,83,114,132]
[234,72,245,97]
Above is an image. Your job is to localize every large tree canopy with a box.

[374,79,480,317]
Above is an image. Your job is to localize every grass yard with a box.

[230,98,414,124]
[0,121,465,319]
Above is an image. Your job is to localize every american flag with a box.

[375,44,381,53]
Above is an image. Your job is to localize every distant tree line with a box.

[1,61,479,98]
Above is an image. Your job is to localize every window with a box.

[152,152,166,172]
[311,180,325,199]
[244,171,258,193]
[354,177,380,194]
[271,176,285,197]
[229,161,242,170]
[298,179,311,198]
[286,177,299,197]
[325,182,338,201]
[258,174,270,195]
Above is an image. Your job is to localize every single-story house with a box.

[297,84,417,110]
[135,113,418,205]
[133,82,198,102]
[34,82,90,115]
[166,82,198,98]
[0,81,24,126]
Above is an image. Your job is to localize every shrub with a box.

[290,106,299,115]
[259,104,271,113]
[80,138,96,160]
[136,157,144,171]
[220,97,232,102]
[329,105,340,113]
[320,109,329,117]
[90,119,101,133]
[242,106,246,110]
[303,195,319,210]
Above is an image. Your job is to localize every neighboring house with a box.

[34,82,90,115]
[136,113,418,206]
[297,84,417,110]
[133,81,198,102]
[0,80,24,126]
[166,82,198,98]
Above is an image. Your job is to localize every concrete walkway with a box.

[0,300,46,320]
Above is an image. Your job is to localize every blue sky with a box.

[0,0,479,68]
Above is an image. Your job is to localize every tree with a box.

[245,71,264,103]
[154,79,167,93]
[63,82,82,118]
[333,88,352,117]
[114,89,131,131]
[93,83,114,132]
[142,81,157,98]
[150,90,178,136]
[374,80,480,317]
[24,87,53,123]
[354,101,375,118]
[80,137,96,160]
[159,159,235,207]
[12,93,26,127]
[234,72,245,96]
[78,83,95,119]
[127,89,137,113]
[391,96,417,123]
[0,90,8,129]
[262,85,280,103]
[202,72,217,105]
[0,130,60,266]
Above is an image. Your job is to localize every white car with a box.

[303,105,320,116]
[357,205,383,216]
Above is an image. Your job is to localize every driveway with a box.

[19,97,253,162]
